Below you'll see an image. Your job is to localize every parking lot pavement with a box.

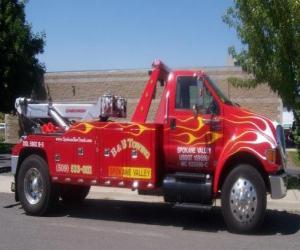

[1,153,300,212]
[0,192,300,250]
[0,174,300,212]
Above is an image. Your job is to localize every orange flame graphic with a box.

[68,122,154,137]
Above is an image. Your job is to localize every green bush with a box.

[0,143,13,154]
[288,176,300,190]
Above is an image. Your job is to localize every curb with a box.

[0,175,300,212]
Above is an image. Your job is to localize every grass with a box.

[288,151,300,167]
[288,176,300,190]
[287,151,300,189]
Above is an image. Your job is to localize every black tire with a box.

[221,164,266,234]
[60,184,90,204]
[17,155,56,216]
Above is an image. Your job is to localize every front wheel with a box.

[221,164,266,233]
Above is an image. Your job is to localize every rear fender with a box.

[14,147,49,201]
[15,147,48,175]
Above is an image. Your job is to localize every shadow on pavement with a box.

[38,198,300,235]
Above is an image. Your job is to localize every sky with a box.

[25,0,240,72]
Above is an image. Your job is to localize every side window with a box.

[175,76,198,109]
[175,76,219,114]
[203,86,213,110]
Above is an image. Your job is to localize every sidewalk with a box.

[0,175,299,212]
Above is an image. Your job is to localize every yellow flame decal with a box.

[125,124,155,136]
[68,122,99,134]
[165,116,222,145]
[68,122,154,136]
[176,117,205,132]
[173,131,222,145]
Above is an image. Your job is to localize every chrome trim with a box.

[164,91,170,122]
[55,154,60,162]
[203,119,212,124]
[229,178,257,224]
[11,155,19,175]
[104,148,110,157]
[48,106,69,131]
[276,125,287,171]
[65,178,71,182]
[104,180,111,186]
[131,149,138,159]
[118,181,125,186]
[269,174,287,199]
[77,147,84,156]
[147,183,153,188]
[90,180,97,184]
[24,168,43,205]
[132,180,139,190]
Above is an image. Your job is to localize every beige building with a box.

[5,66,283,143]
[45,66,282,123]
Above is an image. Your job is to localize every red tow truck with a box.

[11,60,287,233]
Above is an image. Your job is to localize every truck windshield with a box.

[205,76,234,105]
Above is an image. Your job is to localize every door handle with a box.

[203,118,220,124]
[170,118,176,130]
[203,119,212,124]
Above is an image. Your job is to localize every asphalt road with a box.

[0,193,300,250]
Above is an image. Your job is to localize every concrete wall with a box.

[4,114,19,144]
[45,66,282,123]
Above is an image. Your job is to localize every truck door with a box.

[165,75,222,173]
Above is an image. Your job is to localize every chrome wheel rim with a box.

[24,168,43,205]
[229,178,257,224]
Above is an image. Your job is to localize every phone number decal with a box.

[70,164,92,175]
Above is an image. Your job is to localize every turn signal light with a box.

[266,149,276,163]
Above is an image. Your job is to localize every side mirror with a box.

[192,104,200,117]
[197,78,204,107]
[192,104,207,117]
[192,78,205,117]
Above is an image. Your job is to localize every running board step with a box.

[173,203,212,210]
[163,174,212,204]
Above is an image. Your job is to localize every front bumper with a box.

[269,174,287,199]
[11,155,19,175]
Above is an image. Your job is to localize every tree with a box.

[0,0,46,113]
[223,0,300,152]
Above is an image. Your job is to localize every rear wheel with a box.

[221,164,266,233]
[17,155,56,215]
[60,184,90,204]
